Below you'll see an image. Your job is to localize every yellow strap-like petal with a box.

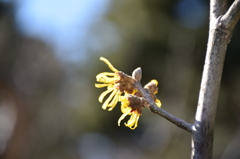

[107,84,115,89]
[95,83,110,88]
[97,72,116,76]
[155,99,162,107]
[96,73,116,83]
[101,72,117,76]
[121,104,131,114]
[119,96,129,103]
[98,87,114,103]
[129,115,139,130]
[118,109,131,126]
[100,57,118,72]
[119,96,131,113]
[108,91,122,111]
[119,96,124,101]
[125,113,138,128]
[151,79,158,86]
[102,89,118,110]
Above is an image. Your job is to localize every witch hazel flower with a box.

[95,57,162,129]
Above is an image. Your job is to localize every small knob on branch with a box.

[132,67,142,81]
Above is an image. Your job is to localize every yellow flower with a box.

[95,57,162,130]
[118,96,141,130]
[144,79,162,107]
[95,57,122,111]
[118,79,162,130]
[95,57,136,111]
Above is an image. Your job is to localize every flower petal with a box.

[155,99,162,107]
[100,57,118,72]
[102,89,118,110]
[96,73,116,83]
[151,79,158,86]
[118,109,131,126]
[95,83,110,88]
[125,113,140,130]
[121,104,131,114]
[130,115,140,130]
[119,96,131,113]
[125,113,137,127]
[97,72,116,76]
[108,91,122,111]
[98,87,114,103]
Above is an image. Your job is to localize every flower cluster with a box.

[95,57,161,130]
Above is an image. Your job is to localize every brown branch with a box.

[134,81,193,133]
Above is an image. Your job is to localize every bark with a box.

[191,0,240,158]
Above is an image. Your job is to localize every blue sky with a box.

[15,0,111,62]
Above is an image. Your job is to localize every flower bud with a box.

[132,67,142,81]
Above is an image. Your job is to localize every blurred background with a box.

[0,0,239,159]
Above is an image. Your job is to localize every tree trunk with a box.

[191,0,240,158]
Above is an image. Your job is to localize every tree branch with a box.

[210,0,227,19]
[221,0,240,30]
[191,0,240,158]
[134,81,193,133]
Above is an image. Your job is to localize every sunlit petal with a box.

[155,99,162,107]
[119,96,131,113]
[95,83,110,88]
[119,96,125,101]
[98,87,114,103]
[121,104,131,114]
[96,74,116,83]
[151,79,158,86]
[100,57,118,72]
[118,109,131,126]
[125,113,138,127]
[97,72,116,76]
[108,91,122,111]
[129,115,139,130]
[102,89,118,110]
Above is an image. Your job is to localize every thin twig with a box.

[134,81,193,133]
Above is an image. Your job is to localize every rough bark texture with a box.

[191,20,229,159]
[191,0,240,158]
